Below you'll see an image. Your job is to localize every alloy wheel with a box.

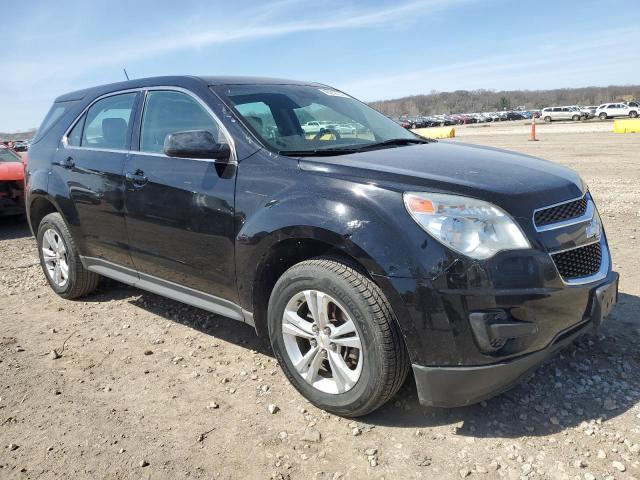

[281,290,363,394]
[41,228,69,287]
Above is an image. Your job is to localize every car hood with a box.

[298,141,585,217]
[0,161,25,181]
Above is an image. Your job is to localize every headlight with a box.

[403,192,531,260]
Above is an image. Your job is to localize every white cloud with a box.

[1,0,475,129]
[339,26,640,100]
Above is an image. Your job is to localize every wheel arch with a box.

[28,194,61,236]
[247,230,387,338]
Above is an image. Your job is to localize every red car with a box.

[0,145,26,217]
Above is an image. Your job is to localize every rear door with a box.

[123,88,238,301]
[53,91,139,269]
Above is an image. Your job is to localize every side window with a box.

[82,93,136,149]
[67,113,86,147]
[140,90,225,154]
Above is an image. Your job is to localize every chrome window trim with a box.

[60,86,238,165]
[139,86,237,164]
[532,193,594,232]
[61,88,140,153]
[550,235,609,286]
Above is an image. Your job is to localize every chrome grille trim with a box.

[532,193,594,232]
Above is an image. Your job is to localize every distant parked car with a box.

[505,111,525,121]
[13,141,29,152]
[578,106,597,119]
[595,103,638,120]
[0,145,25,217]
[395,118,412,129]
[301,121,323,134]
[540,107,583,122]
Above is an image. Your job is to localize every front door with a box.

[123,89,238,302]
[53,91,139,269]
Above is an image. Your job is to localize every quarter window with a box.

[140,90,225,154]
[82,93,136,150]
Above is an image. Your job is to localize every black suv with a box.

[25,76,618,416]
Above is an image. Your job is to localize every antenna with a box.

[123,68,130,81]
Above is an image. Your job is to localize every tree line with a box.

[368,85,640,116]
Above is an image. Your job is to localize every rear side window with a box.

[33,104,67,142]
[67,113,86,147]
[82,93,137,150]
[140,90,224,154]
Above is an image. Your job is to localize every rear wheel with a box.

[268,257,409,417]
[37,212,99,299]
[599,112,607,120]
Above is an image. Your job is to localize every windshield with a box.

[0,147,21,163]
[212,84,418,155]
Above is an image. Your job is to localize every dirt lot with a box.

[1,121,639,480]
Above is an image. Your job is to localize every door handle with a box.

[53,156,75,169]
[126,170,148,187]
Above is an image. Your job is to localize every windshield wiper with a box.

[278,147,361,157]
[279,138,434,157]
[352,137,434,151]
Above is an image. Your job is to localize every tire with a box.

[630,111,638,118]
[268,257,409,417]
[37,212,99,299]
[599,112,607,120]
[572,115,580,121]
[544,116,552,123]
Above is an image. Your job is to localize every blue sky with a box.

[2,0,639,131]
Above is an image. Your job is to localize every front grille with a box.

[551,242,602,280]
[534,197,588,228]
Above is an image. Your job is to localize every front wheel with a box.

[268,257,409,417]
[572,115,580,121]
[599,112,607,120]
[544,116,552,123]
[630,111,638,118]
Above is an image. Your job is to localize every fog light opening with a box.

[469,311,538,354]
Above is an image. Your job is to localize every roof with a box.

[54,75,324,103]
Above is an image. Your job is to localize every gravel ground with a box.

[1,121,639,480]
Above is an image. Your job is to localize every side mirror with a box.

[163,130,231,161]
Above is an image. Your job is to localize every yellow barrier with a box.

[613,119,640,133]
[411,126,456,139]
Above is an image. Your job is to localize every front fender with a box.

[234,167,451,362]
[235,178,433,289]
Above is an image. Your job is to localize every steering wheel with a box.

[313,127,341,141]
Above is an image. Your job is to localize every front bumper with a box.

[412,271,619,407]
[0,181,25,217]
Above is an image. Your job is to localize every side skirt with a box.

[80,256,254,326]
